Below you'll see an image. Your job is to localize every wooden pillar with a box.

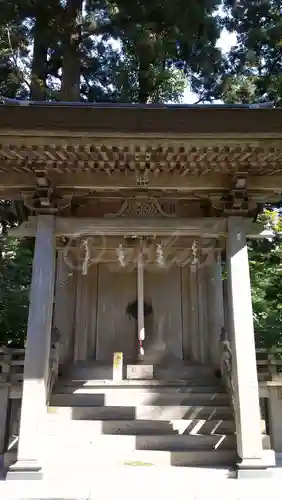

[53,250,77,366]
[189,265,199,362]
[74,273,89,362]
[207,253,224,367]
[197,265,206,364]
[0,348,11,468]
[137,248,145,359]
[222,278,229,339]
[0,386,9,468]
[267,382,282,454]
[181,266,190,360]
[7,215,56,480]
[226,216,275,476]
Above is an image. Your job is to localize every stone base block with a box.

[236,468,273,479]
[236,450,276,479]
[127,364,154,379]
[6,460,43,480]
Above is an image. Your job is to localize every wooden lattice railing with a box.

[1,344,281,391]
[256,347,282,380]
[0,328,62,400]
[0,334,62,459]
[0,348,25,385]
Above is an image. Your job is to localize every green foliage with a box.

[218,2,282,347]
[249,211,282,348]
[0,236,32,347]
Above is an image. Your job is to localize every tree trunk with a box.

[136,36,155,104]
[61,0,83,101]
[138,59,151,103]
[30,7,48,101]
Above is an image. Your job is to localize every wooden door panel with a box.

[144,266,183,361]
[96,265,137,362]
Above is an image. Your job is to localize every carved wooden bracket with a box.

[19,170,73,213]
[21,190,73,214]
[209,175,281,215]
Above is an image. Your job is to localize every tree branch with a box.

[6,26,31,91]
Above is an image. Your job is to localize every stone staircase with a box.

[5,362,269,476]
[41,362,240,472]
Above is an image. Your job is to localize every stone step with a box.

[39,447,237,468]
[41,433,237,451]
[153,366,215,380]
[50,391,230,407]
[42,432,271,452]
[3,452,237,480]
[55,376,226,392]
[47,404,233,420]
[56,380,226,392]
[4,454,238,481]
[45,418,236,435]
[64,363,216,381]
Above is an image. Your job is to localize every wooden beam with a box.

[0,131,282,144]
[1,172,282,193]
[57,235,222,250]
[52,173,230,191]
[0,172,228,191]
[9,216,226,237]
[246,176,282,191]
[9,216,268,239]
[137,249,145,359]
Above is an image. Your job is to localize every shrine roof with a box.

[0,102,282,202]
[0,101,281,135]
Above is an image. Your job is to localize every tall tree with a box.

[61,0,83,101]
[91,0,224,103]
[29,1,63,100]
[221,0,282,104]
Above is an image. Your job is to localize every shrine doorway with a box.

[142,266,183,363]
[94,263,184,364]
[95,265,137,362]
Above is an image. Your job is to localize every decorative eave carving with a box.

[106,196,177,218]
[136,173,149,188]
[1,142,282,177]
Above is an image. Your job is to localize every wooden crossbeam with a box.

[1,172,282,193]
